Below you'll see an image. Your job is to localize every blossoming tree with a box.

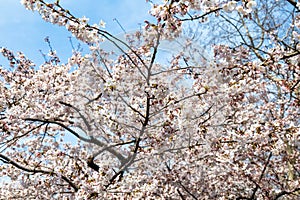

[0,0,300,199]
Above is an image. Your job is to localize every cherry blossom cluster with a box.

[0,0,299,199]
[223,0,257,13]
[146,0,258,40]
[20,0,105,44]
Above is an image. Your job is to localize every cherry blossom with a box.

[0,0,299,199]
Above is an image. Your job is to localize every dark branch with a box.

[0,153,79,192]
[25,118,126,163]
[286,0,297,8]
[178,8,222,21]
[87,156,100,172]
[249,152,272,199]
[165,162,197,199]
[59,101,92,131]
[177,189,186,200]
[274,188,300,199]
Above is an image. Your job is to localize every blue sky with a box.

[0,0,151,65]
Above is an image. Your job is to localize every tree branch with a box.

[165,162,198,199]
[178,8,222,21]
[249,152,272,199]
[25,118,126,163]
[274,188,300,199]
[0,153,79,192]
